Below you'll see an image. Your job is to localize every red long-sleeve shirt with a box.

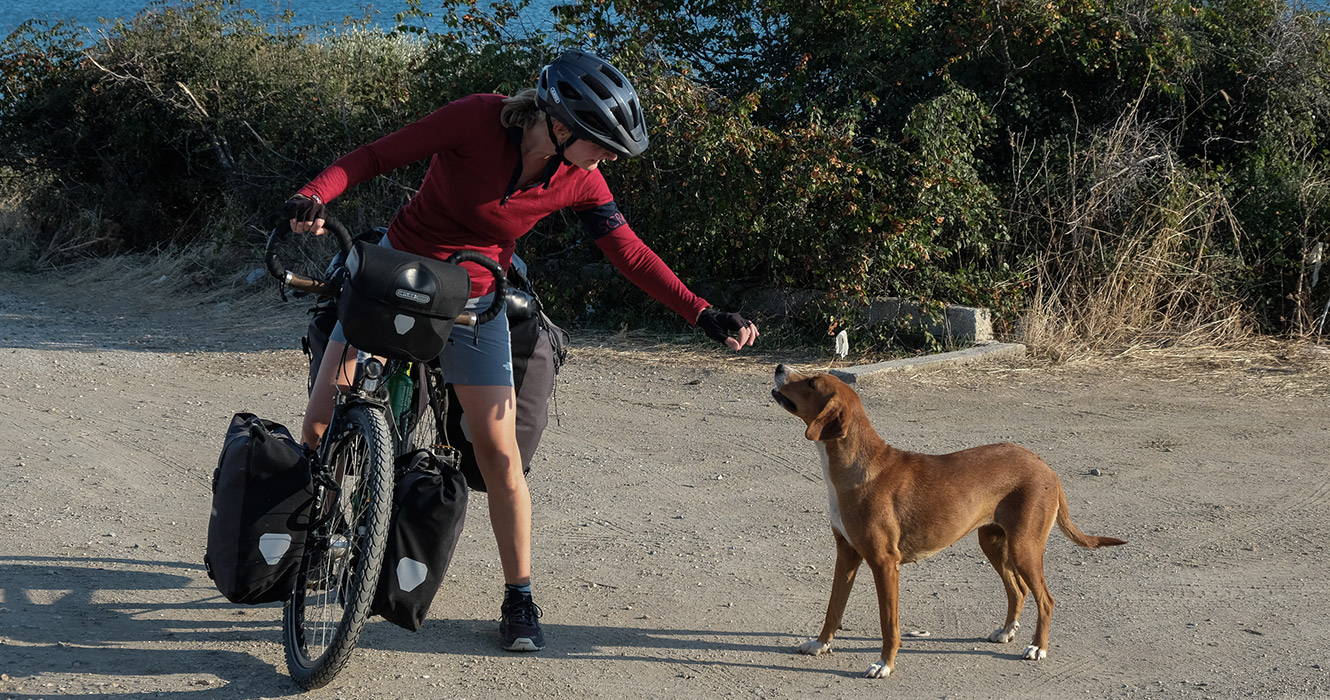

[297,93,709,322]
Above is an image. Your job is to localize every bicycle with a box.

[264,218,506,689]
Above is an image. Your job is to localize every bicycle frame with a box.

[301,354,454,582]
[317,352,456,464]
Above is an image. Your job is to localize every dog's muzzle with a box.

[772,364,798,412]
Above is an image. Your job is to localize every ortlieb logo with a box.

[395,289,430,304]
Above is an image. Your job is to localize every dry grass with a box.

[1037,334,1327,374]
[0,242,311,353]
[1009,97,1264,368]
[32,249,264,310]
[0,171,125,270]
[0,180,42,271]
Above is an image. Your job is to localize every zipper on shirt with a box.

[501,125,525,206]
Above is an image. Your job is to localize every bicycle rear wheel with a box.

[282,403,393,689]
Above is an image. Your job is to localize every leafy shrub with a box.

[3,0,1330,349]
[0,1,437,259]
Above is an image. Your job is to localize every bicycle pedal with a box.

[429,444,460,465]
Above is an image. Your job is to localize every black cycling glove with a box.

[697,307,754,345]
[284,194,325,225]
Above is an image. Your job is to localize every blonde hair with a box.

[500,88,543,129]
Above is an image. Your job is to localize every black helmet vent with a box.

[598,65,626,88]
[585,79,613,101]
[557,81,582,101]
[610,104,629,128]
[576,108,610,133]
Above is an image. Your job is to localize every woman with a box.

[285,49,758,652]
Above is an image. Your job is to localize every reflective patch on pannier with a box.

[258,533,293,566]
[394,314,416,335]
[396,557,429,593]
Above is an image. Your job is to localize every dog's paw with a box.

[988,621,1020,644]
[797,640,832,656]
[1021,645,1047,661]
[864,659,892,678]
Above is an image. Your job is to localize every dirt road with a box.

[1,271,1328,699]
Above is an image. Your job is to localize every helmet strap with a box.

[541,113,576,189]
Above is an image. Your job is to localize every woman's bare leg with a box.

[303,339,357,449]
[452,383,530,585]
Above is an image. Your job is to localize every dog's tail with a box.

[1056,487,1127,549]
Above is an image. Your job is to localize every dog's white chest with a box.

[816,443,848,540]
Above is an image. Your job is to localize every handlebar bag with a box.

[338,240,471,363]
[372,449,468,631]
[205,413,316,604]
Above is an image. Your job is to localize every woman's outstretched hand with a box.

[697,307,759,350]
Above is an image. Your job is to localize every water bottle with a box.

[385,363,414,424]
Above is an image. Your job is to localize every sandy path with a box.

[1,272,1328,699]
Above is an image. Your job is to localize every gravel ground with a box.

[2,269,1329,699]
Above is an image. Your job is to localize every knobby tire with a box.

[282,403,393,689]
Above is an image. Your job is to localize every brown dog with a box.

[771,364,1126,678]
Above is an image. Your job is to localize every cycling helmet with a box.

[537,49,649,158]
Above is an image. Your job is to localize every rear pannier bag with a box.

[338,240,472,363]
[205,413,316,604]
[372,449,469,631]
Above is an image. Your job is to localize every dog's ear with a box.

[805,399,847,441]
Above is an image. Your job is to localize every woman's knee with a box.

[451,384,522,485]
[474,443,525,489]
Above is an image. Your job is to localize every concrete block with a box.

[738,288,993,342]
[829,342,1027,384]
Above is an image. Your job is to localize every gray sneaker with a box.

[499,591,545,651]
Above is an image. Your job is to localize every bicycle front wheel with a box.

[282,403,394,690]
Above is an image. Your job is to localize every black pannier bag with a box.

[205,413,316,604]
[372,449,469,631]
[337,240,472,363]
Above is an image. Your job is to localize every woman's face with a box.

[562,138,619,171]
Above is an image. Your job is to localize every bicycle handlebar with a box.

[264,217,507,327]
[443,250,508,327]
[265,218,353,297]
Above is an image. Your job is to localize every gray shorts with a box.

[330,236,514,387]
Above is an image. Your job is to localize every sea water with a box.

[1,0,563,38]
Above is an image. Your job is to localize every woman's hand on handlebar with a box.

[284,194,327,235]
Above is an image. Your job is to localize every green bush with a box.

[3,0,1330,347]
[0,2,436,256]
